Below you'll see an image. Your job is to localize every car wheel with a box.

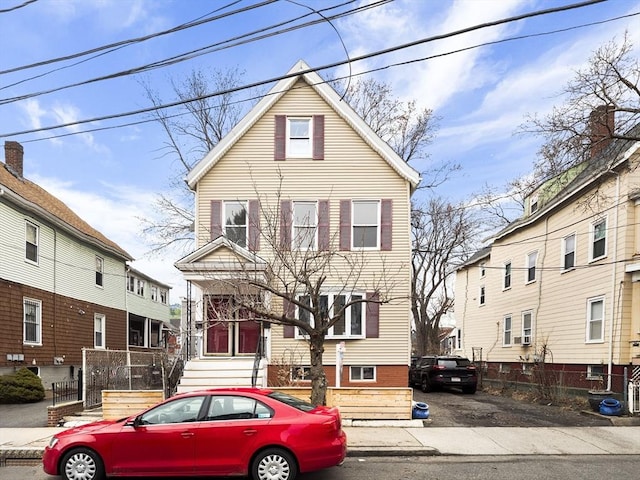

[421,377,432,393]
[251,448,297,480]
[61,448,105,480]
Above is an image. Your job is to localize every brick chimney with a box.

[589,105,615,158]
[4,141,24,178]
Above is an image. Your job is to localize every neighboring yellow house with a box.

[456,124,640,394]
[175,60,420,392]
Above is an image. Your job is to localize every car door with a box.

[110,395,205,475]
[193,395,275,475]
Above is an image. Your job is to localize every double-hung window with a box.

[151,286,158,302]
[479,263,486,278]
[95,256,104,287]
[587,296,604,342]
[25,221,39,263]
[160,290,168,304]
[522,311,533,345]
[563,233,576,270]
[504,261,512,289]
[24,298,42,345]
[591,218,606,260]
[479,286,486,306]
[352,200,379,249]
[127,275,135,292]
[293,201,317,250]
[224,201,248,247]
[288,118,311,157]
[94,314,105,348]
[526,251,537,283]
[350,366,375,381]
[503,315,512,346]
[296,292,364,338]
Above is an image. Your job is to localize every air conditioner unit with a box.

[513,336,522,344]
[53,356,64,365]
[523,335,532,346]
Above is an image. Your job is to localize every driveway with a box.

[414,388,613,427]
[0,396,50,428]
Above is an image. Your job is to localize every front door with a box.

[205,296,261,356]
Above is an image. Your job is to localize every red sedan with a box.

[43,388,347,480]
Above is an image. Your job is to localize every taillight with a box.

[433,365,446,370]
[467,365,477,371]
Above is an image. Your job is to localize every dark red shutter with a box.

[366,291,380,338]
[312,115,324,160]
[318,200,330,250]
[381,199,392,251]
[210,200,222,240]
[339,200,351,251]
[248,199,260,251]
[274,115,286,161]
[283,298,295,338]
[280,200,292,250]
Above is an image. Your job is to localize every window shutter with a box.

[283,298,295,338]
[274,115,286,161]
[248,199,260,251]
[366,291,379,338]
[312,115,324,160]
[280,200,292,250]
[318,200,330,250]
[339,200,351,251]
[381,199,392,251]
[210,200,222,240]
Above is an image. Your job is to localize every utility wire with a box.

[0,0,381,103]
[0,0,609,139]
[0,0,37,14]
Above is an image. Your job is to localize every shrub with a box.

[0,368,45,403]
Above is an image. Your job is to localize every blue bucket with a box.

[412,402,429,419]
[599,398,622,416]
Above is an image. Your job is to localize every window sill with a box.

[589,255,607,263]
[561,268,575,274]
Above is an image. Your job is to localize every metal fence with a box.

[51,376,81,406]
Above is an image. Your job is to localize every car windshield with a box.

[267,391,316,412]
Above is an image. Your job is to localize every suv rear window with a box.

[437,358,471,368]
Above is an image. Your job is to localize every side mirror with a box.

[127,416,142,428]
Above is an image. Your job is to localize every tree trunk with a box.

[309,335,327,406]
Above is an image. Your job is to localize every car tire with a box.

[463,386,477,394]
[251,448,298,480]
[60,447,105,480]
[421,377,432,393]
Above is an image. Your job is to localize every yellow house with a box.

[175,60,420,392]
[455,123,640,394]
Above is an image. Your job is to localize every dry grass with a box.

[482,384,590,412]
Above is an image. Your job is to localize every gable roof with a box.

[0,160,132,261]
[493,124,640,242]
[186,59,421,190]
[174,236,267,275]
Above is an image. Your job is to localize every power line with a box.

[0,0,609,139]
[0,0,382,104]
[0,0,38,14]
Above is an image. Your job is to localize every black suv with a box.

[409,355,477,394]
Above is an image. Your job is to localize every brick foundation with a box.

[47,400,84,427]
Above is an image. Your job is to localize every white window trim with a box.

[292,200,318,250]
[295,291,365,339]
[479,285,486,306]
[151,285,158,302]
[25,221,39,265]
[589,217,607,262]
[525,251,537,284]
[352,200,380,250]
[479,262,486,278]
[291,366,312,382]
[503,315,512,346]
[562,232,577,272]
[522,310,533,345]
[503,261,512,290]
[587,364,605,380]
[223,200,248,247]
[95,256,104,288]
[23,297,42,346]
[349,366,376,382]
[586,296,605,343]
[160,289,168,305]
[286,117,312,158]
[94,313,106,349]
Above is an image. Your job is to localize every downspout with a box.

[607,171,620,391]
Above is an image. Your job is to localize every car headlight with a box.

[48,437,59,448]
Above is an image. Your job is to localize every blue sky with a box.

[1,0,639,303]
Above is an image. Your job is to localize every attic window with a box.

[288,118,311,157]
[530,194,538,214]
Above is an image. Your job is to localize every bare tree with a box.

[520,32,640,185]
[411,197,478,356]
[187,176,398,406]
[138,67,248,255]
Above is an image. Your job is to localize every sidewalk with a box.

[2,421,640,465]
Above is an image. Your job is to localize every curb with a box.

[347,447,440,457]
[0,448,43,467]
